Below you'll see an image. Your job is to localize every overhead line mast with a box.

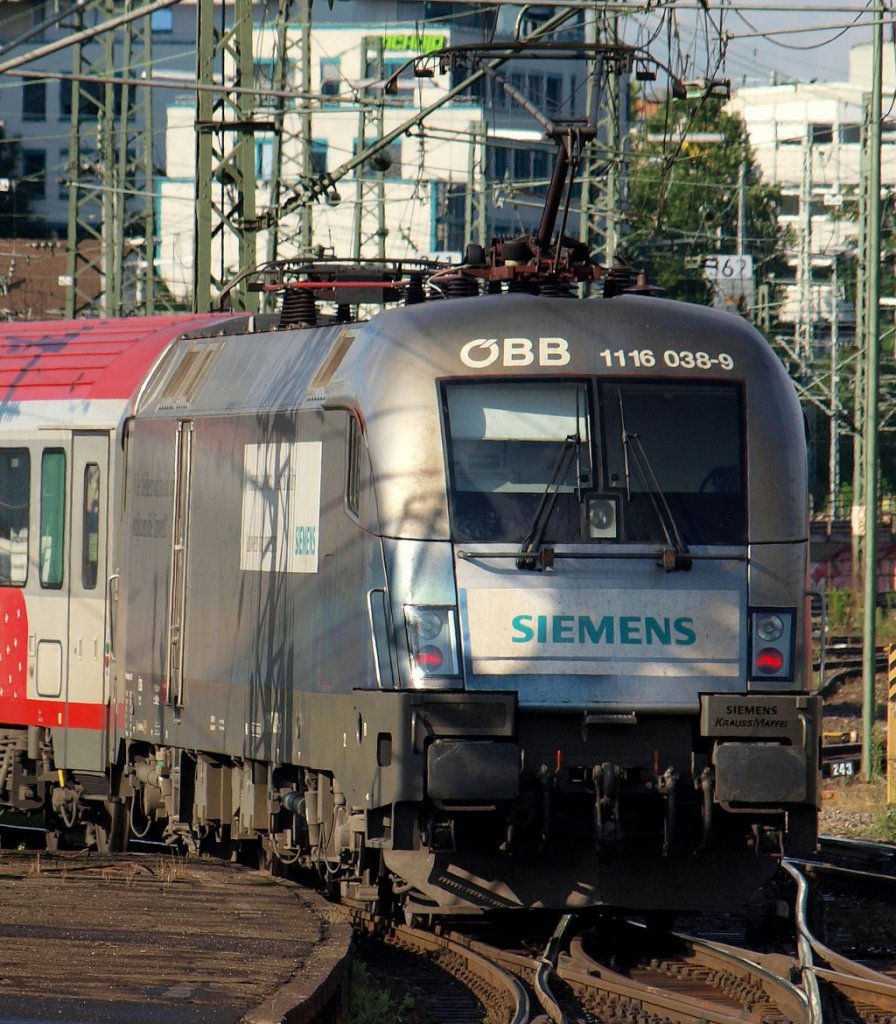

[63,0,158,318]
[193,0,259,314]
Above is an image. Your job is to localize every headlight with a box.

[756,613,784,642]
[404,605,461,684]
[407,608,443,640]
[586,495,619,539]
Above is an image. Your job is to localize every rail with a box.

[783,858,896,1022]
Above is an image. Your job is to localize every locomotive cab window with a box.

[443,380,745,546]
[0,448,30,585]
[600,382,745,545]
[444,381,591,543]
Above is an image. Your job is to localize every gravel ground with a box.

[819,668,893,841]
[820,781,890,838]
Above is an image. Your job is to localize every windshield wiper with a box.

[618,391,692,572]
[516,434,580,570]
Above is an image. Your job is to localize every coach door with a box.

[63,432,110,768]
[32,433,109,771]
[28,441,71,759]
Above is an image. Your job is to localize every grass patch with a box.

[819,586,896,644]
[339,961,416,1024]
[870,805,896,842]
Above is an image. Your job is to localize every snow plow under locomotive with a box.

[0,257,819,917]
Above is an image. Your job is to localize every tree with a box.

[618,95,789,306]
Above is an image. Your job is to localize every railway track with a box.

[816,636,888,701]
[815,636,889,777]
[346,837,896,1024]
[786,856,896,1024]
[347,906,856,1023]
[817,835,896,875]
[562,918,810,1023]
[348,910,529,1023]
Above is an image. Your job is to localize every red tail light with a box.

[404,605,461,684]
[755,647,784,674]
[414,645,444,671]
[749,608,795,681]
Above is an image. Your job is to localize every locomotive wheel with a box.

[256,840,285,877]
[95,800,128,853]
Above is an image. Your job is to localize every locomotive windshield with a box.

[443,379,745,546]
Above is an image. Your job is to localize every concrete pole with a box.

[830,256,840,519]
[861,0,884,781]
[852,105,868,597]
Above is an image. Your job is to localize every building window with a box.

[489,144,552,192]
[355,138,401,177]
[810,123,833,146]
[527,72,544,109]
[256,138,273,181]
[23,81,46,121]
[40,449,65,589]
[546,74,562,115]
[60,79,108,119]
[840,124,861,144]
[320,58,341,97]
[311,138,328,175]
[778,194,799,216]
[151,9,173,32]
[21,150,46,199]
[253,58,279,109]
[491,145,509,180]
[779,128,803,146]
[437,181,467,252]
[383,57,416,92]
[0,449,29,586]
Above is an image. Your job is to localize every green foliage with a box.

[340,961,417,1024]
[823,588,896,643]
[825,587,855,633]
[619,96,789,303]
[872,805,896,841]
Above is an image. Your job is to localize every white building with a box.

[157,6,584,302]
[0,0,199,232]
[727,51,896,335]
[0,2,586,305]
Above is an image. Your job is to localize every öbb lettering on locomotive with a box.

[0,267,819,918]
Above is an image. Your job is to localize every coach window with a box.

[40,450,65,588]
[0,449,30,586]
[82,463,100,589]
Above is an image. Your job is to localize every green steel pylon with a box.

[65,0,156,318]
[193,0,259,313]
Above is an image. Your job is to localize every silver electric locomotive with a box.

[111,281,818,915]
